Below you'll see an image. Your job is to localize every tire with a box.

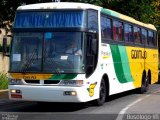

[158,72,160,84]
[145,76,149,92]
[140,75,149,94]
[93,79,106,106]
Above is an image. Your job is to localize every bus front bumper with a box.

[9,85,90,103]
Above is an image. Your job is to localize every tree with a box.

[0,0,159,31]
[0,0,23,33]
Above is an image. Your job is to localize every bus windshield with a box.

[14,10,86,28]
[10,32,85,73]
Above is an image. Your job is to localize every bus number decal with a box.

[23,76,36,80]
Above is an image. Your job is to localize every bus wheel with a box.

[93,79,106,106]
[140,75,149,93]
[145,76,149,92]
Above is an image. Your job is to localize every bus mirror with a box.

[2,37,7,55]
[2,36,11,57]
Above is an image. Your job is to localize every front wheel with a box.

[93,79,106,106]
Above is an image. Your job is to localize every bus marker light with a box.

[87,82,90,84]
[64,91,77,96]
[71,91,77,96]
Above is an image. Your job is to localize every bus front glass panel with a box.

[11,10,87,73]
[14,10,87,28]
[10,32,84,73]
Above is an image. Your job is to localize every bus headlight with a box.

[9,79,23,85]
[59,80,83,86]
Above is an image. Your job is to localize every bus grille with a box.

[44,80,60,84]
[24,80,60,85]
[24,80,39,84]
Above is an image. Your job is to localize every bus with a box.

[8,2,158,106]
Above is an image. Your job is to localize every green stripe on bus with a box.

[110,45,128,83]
[49,74,77,80]
[101,8,119,18]
[118,46,133,82]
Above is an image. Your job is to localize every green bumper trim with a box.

[49,74,77,80]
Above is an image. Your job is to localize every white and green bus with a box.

[9,2,158,106]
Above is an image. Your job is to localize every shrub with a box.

[0,73,8,90]
[0,45,10,53]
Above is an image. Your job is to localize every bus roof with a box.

[17,2,102,11]
[17,2,156,31]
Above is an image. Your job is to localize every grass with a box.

[0,73,8,90]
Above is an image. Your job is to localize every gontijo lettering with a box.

[131,50,147,59]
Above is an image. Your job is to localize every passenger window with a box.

[154,32,157,47]
[124,24,133,42]
[113,20,123,41]
[141,29,148,45]
[101,16,112,40]
[134,26,141,44]
[148,31,155,46]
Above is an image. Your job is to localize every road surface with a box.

[0,84,160,120]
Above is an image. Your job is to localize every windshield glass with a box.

[10,33,43,72]
[10,32,85,73]
[14,11,86,28]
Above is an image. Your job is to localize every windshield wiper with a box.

[21,49,38,72]
[44,48,61,75]
[48,58,61,75]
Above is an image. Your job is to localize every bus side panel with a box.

[144,48,158,84]
[101,43,123,95]
[110,45,136,91]
[126,47,145,88]
[105,44,135,93]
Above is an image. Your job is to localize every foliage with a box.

[0,0,159,31]
[151,0,160,29]
[0,73,8,90]
[0,45,10,53]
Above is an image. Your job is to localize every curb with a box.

[0,90,9,99]
[0,89,8,92]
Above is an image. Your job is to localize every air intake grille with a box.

[24,80,60,85]
[25,80,40,84]
[44,80,60,84]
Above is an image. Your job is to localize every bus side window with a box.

[141,28,147,45]
[148,31,154,46]
[101,15,112,41]
[124,23,133,43]
[134,26,141,44]
[154,32,157,47]
[113,20,123,41]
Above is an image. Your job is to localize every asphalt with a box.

[0,90,8,99]
[0,90,16,107]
